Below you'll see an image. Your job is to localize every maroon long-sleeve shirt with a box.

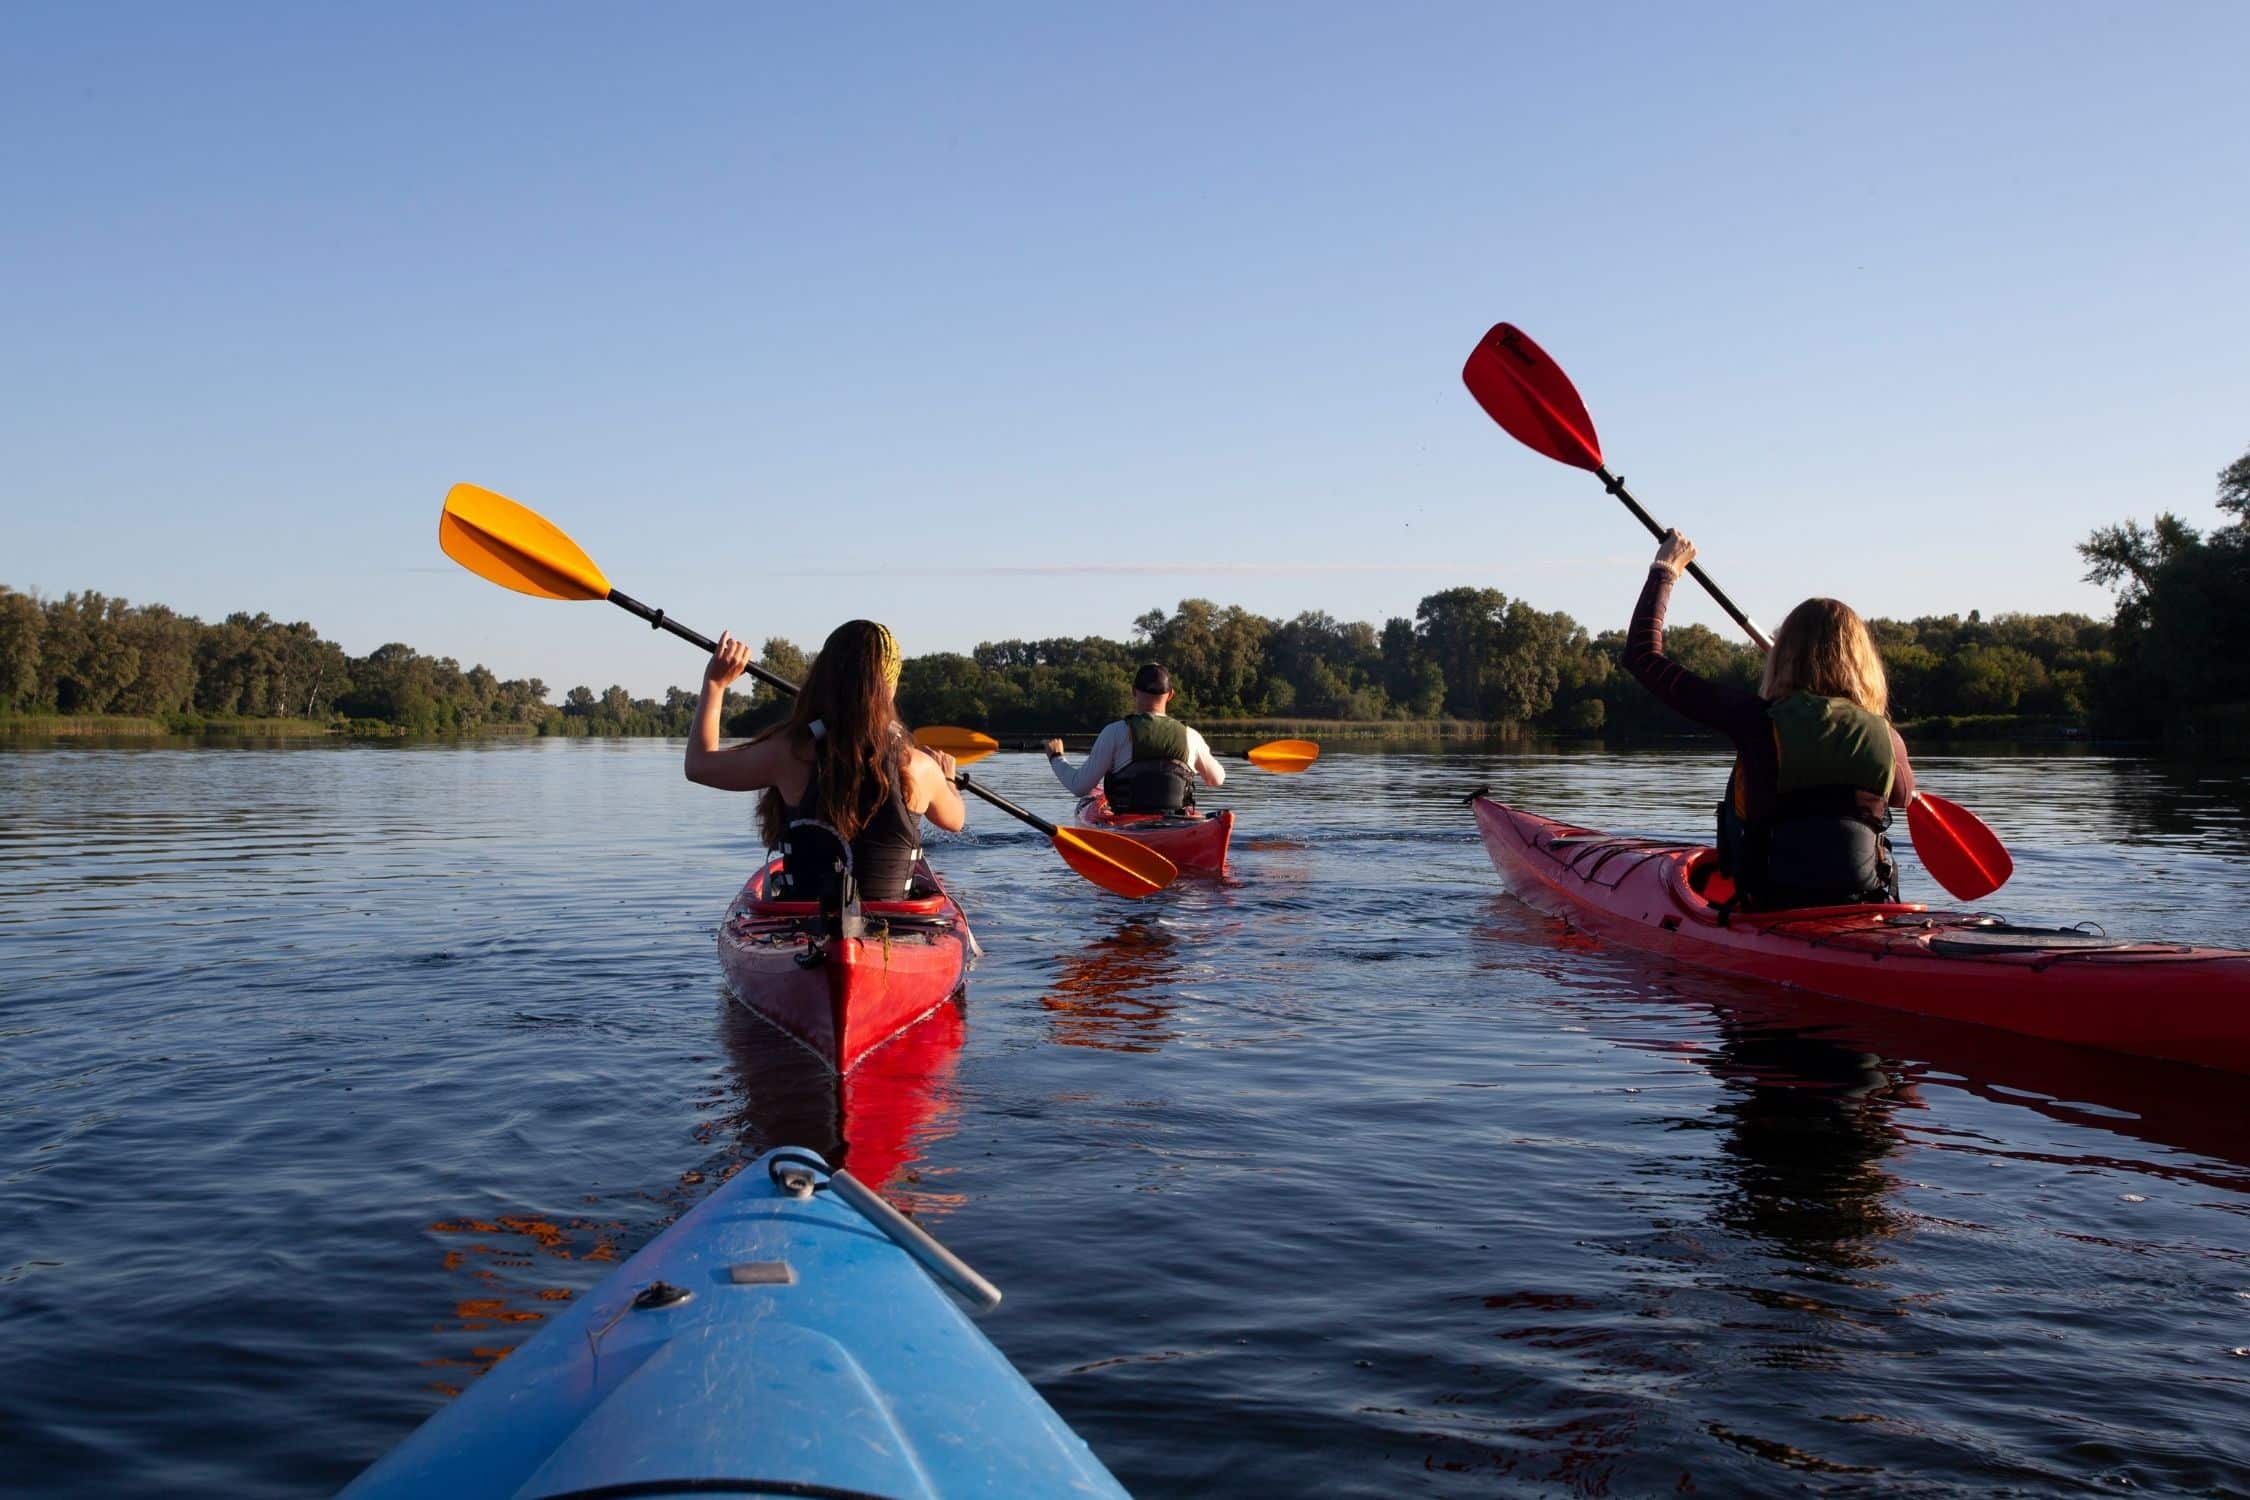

[1620,567,1914,823]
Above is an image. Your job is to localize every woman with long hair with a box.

[683,620,964,902]
[1621,530,1916,909]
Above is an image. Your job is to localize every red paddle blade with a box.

[1908,792,2014,902]
[1461,323,1604,472]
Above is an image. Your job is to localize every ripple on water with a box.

[4,740,2250,1496]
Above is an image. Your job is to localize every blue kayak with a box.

[341,1147,1130,1499]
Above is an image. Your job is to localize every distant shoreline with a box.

[0,714,542,741]
[2,709,2174,754]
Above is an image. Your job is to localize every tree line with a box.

[2077,445,2250,744]
[4,442,2239,741]
[0,587,753,736]
[0,582,2147,741]
[894,591,2116,739]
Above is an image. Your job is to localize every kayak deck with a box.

[341,1148,1129,1500]
[1074,794,1234,872]
[719,859,972,1074]
[1472,794,2250,1072]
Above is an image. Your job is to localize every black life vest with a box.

[771,760,923,903]
[1717,691,1899,909]
[1102,713,1195,815]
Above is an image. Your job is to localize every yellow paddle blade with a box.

[913,726,1000,766]
[1245,737,1320,773]
[1052,827,1178,898]
[439,483,612,601]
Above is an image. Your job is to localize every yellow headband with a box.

[875,623,901,690]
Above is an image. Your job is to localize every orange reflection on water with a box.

[418,1211,623,1392]
[1041,919,1183,1054]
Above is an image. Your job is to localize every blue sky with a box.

[5,2,2245,697]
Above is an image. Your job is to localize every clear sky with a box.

[5,2,2246,698]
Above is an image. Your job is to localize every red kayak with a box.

[719,858,973,1073]
[1472,794,2250,1073]
[1074,793,1234,872]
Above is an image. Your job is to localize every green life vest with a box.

[1104,713,1195,814]
[1768,691,1895,801]
[1123,713,1190,764]
[1718,691,1899,908]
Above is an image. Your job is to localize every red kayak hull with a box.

[718,859,972,1073]
[1472,795,2250,1073]
[1074,795,1234,872]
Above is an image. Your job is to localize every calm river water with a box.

[6,739,2250,1497]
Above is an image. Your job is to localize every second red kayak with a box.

[1074,793,1234,872]
[719,859,973,1073]
[1472,794,2250,1073]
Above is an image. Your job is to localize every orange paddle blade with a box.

[913,726,1000,766]
[439,483,612,601]
[1908,792,2013,901]
[1461,323,1604,473]
[1051,827,1178,898]
[1245,738,1319,773]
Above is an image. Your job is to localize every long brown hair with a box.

[1760,597,1890,716]
[756,620,907,848]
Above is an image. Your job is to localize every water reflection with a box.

[419,1213,615,1395]
[1041,919,1184,1053]
[708,996,967,1192]
[1696,1020,1913,1275]
[1485,896,2250,1195]
[2102,757,2250,846]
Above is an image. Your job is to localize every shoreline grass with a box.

[1,714,340,739]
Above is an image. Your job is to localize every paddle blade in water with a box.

[440,483,612,601]
[913,726,1001,766]
[1909,792,2014,901]
[1051,827,1178,899]
[1461,323,1604,472]
[1245,738,1320,773]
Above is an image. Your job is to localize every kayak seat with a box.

[1080,795,1205,830]
[745,858,949,919]
[1685,851,1736,909]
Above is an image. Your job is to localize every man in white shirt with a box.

[1044,663,1226,814]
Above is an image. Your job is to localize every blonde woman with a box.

[1620,530,1917,909]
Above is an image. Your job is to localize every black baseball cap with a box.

[1133,663,1172,695]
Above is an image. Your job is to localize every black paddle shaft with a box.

[605,588,801,696]
[1594,468,1773,652]
[953,772,1059,836]
[607,589,1072,848]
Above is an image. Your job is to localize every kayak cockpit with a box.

[1663,844,1927,926]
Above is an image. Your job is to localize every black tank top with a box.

[771,759,923,903]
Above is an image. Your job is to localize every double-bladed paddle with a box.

[915,734,1319,773]
[1240,738,1319,773]
[437,483,1180,899]
[909,726,1005,764]
[1461,323,2014,902]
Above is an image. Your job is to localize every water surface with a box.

[6,740,2250,1496]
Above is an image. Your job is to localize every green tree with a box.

[1414,586,1509,719]
[2080,443,2250,729]
[0,587,46,712]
